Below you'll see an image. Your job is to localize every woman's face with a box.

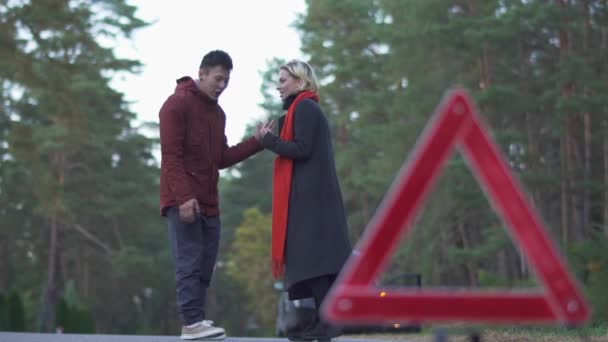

[277,68,302,101]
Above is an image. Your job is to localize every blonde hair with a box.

[280,59,320,93]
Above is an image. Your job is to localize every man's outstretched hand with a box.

[179,198,200,223]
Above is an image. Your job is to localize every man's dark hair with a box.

[199,50,233,71]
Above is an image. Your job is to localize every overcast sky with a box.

[111,1,306,145]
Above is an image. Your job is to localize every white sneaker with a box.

[180,320,226,340]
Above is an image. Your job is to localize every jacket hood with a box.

[175,76,198,92]
[174,76,217,103]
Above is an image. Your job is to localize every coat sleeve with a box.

[260,99,320,160]
[159,94,194,205]
[218,109,264,169]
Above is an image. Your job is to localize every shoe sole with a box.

[301,332,341,341]
[181,332,226,340]
[196,333,226,340]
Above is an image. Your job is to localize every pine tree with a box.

[0,0,174,333]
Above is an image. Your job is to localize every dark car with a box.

[274,274,422,337]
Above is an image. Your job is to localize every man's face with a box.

[198,65,230,100]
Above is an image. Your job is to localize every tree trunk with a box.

[497,248,508,284]
[581,0,591,240]
[456,216,477,287]
[435,226,447,285]
[604,118,608,238]
[566,115,585,241]
[39,217,59,332]
[83,257,90,299]
[582,110,591,238]
[601,0,608,239]
[560,136,570,245]
[0,238,6,292]
[557,0,574,246]
[39,152,67,332]
[525,109,545,220]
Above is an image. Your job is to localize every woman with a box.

[258,60,352,341]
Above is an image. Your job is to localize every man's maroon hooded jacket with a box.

[159,76,262,216]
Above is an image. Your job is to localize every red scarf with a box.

[271,90,320,279]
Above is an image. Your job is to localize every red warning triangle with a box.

[321,88,591,326]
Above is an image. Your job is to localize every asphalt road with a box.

[0,332,399,342]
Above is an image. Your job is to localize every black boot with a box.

[286,319,316,341]
[287,335,314,342]
[300,321,342,341]
[287,332,314,342]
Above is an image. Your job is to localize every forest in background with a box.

[1,0,607,336]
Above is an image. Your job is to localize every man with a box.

[159,50,264,340]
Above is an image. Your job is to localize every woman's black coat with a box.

[261,96,352,299]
